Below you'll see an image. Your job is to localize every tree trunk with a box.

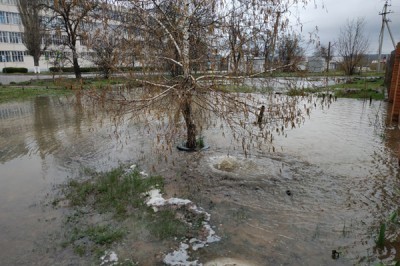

[34,56,40,73]
[264,12,280,72]
[264,42,270,72]
[181,96,196,149]
[181,1,196,149]
[72,51,81,79]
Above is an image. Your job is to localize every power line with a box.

[378,0,396,71]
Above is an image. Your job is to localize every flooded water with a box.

[244,76,340,91]
[0,94,399,265]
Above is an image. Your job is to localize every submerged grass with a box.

[376,223,386,248]
[0,86,72,103]
[66,167,163,218]
[58,165,203,263]
[147,210,189,240]
[330,76,385,100]
[0,73,385,103]
[68,225,125,256]
[0,76,137,103]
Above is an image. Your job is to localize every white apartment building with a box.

[0,0,28,71]
[0,0,95,73]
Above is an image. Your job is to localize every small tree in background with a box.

[337,18,369,75]
[42,0,99,79]
[225,0,250,75]
[277,34,304,72]
[17,0,48,73]
[87,2,130,79]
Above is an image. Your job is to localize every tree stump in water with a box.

[257,105,265,124]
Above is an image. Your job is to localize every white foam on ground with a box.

[100,250,118,266]
[163,243,199,266]
[145,189,221,265]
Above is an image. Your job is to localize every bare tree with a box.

[337,18,369,75]
[313,44,334,61]
[46,48,68,80]
[237,1,306,73]
[225,0,249,75]
[277,34,304,72]
[86,3,132,79]
[17,0,48,73]
[87,0,316,154]
[42,0,99,79]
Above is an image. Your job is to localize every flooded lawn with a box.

[0,94,399,265]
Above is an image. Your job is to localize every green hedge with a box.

[49,66,149,73]
[2,67,28,73]
[49,67,98,73]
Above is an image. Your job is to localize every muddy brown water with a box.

[0,95,399,265]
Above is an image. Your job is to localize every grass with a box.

[376,223,386,248]
[0,76,139,103]
[286,87,323,97]
[68,224,125,256]
[374,262,400,266]
[334,88,385,100]
[0,71,386,103]
[0,86,73,103]
[147,210,189,239]
[214,71,386,99]
[13,76,131,88]
[261,70,385,78]
[71,225,125,245]
[215,84,258,93]
[374,210,399,250]
[196,136,205,148]
[330,76,385,100]
[65,167,164,218]
[58,165,206,262]
[286,75,386,100]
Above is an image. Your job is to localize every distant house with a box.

[228,56,264,74]
[307,57,325,72]
[328,57,340,71]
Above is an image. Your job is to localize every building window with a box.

[0,31,22,43]
[9,32,22,43]
[5,12,11,24]
[0,12,5,24]
[0,31,8,43]
[0,51,24,62]
[0,51,11,62]
[0,11,20,25]
[45,34,67,46]
[11,51,23,62]
[9,13,20,24]
[0,0,17,4]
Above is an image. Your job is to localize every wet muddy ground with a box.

[0,95,399,265]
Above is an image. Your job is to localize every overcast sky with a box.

[296,0,400,55]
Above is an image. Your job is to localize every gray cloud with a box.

[298,0,399,55]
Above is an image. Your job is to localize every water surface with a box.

[0,95,399,265]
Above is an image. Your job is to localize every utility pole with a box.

[326,41,331,72]
[378,0,396,72]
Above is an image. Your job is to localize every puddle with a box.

[0,95,399,265]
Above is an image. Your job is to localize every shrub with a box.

[49,67,100,73]
[2,67,28,73]
[49,66,154,73]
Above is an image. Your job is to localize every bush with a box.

[49,66,100,73]
[49,66,154,73]
[2,67,28,73]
